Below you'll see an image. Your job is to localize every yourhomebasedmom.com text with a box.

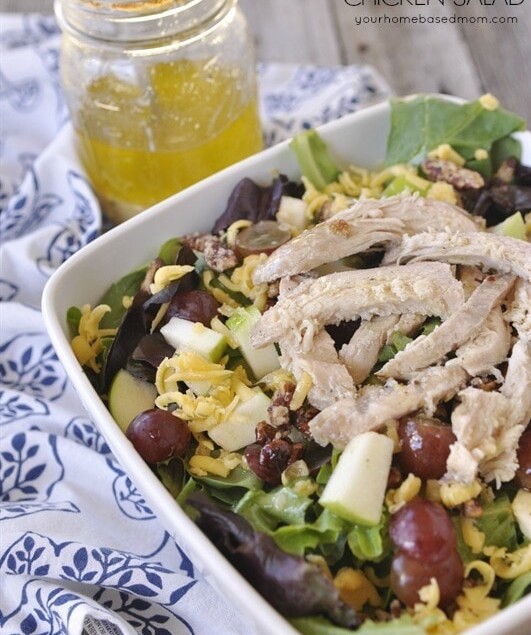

[352,12,518,22]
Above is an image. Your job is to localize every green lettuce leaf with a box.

[193,465,263,505]
[235,485,313,532]
[502,571,531,607]
[476,493,518,551]
[347,511,391,562]
[378,331,412,363]
[98,267,147,329]
[188,492,359,628]
[385,95,525,166]
[290,129,341,190]
[66,306,82,338]
[273,508,347,558]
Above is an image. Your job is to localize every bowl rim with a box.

[41,94,531,635]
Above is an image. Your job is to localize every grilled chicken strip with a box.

[378,275,516,380]
[446,340,531,486]
[450,307,512,378]
[251,263,464,349]
[383,231,531,281]
[339,316,399,384]
[308,365,468,449]
[279,330,356,411]
[339,314,425,384]
[505,278,531,340]
[253,195,482,284]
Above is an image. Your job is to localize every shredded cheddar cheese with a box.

[451,561,500,631]
[427,182,458,205]
[428,143,466,166]
[72,304,117,372]
[461,517,486,554]
[474,148,489,161]
[289,371,313,411]
[489,544,531,579]
[229,254,269,311]
[439,480,482,508]
[225,219,252,248]
[385,473,422,513]
[333,568,381,611]
[479,93,500,111]
[149,264,194,295]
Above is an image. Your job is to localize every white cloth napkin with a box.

[0,13,391,635]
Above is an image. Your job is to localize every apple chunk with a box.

[109,369,158,432]
[319,431,394,526]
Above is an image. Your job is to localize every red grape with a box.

[398,416,456,480]
[234,221,291,257]
[515,428,531,490]
[389,498,457,562]
[391,548,463,608]
[390,498,463,608]
[126,408,191,465]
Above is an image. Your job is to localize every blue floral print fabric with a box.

[0,13,391,635]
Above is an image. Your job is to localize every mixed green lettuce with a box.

[385,95,525,167]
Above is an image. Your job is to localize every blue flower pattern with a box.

[0,12,391,635]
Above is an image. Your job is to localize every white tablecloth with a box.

[0,13,391,635]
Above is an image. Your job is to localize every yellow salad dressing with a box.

[73,60,263,222]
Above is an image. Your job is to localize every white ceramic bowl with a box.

[42,97,531,635]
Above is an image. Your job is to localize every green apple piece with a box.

[276,195,309,231]
[108,369,157,432]
[319,431,394,526]
[382,174,430,197]
[490,211,526,241]
[160,316,227,362]
[208,389,271,452]
[512,490,531,540]
[226,305,280,380]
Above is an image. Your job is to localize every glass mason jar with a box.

[55,0,263,224]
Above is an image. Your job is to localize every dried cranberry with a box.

[255,421,278,445]
[291,404,319,437]
[244,438,294,485]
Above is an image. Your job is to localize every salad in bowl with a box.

[47,94,531,635]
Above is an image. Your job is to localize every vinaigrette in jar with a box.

[56,0,262,223]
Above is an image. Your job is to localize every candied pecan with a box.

[461,499,483,519]
[292,404,319,437]
[182,232,238,272]
[268,404,290,428]
[421,158,484,190]
[494,157,517,185]
[182,232,211,251]
[267,385,295,428]
[140,257,164,296]
[387,465,403,489]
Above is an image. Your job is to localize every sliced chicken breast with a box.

[279,330,356,411]
[253,195,482,284]
[251,262,464,349]
[378,275,516,380]
[383,231,531,281]
[308,365,468,449]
